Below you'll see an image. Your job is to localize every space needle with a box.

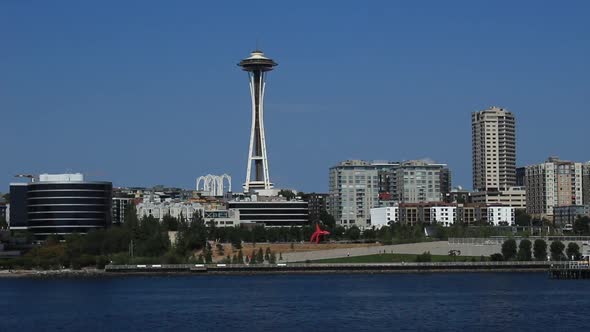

[238,50,278,192]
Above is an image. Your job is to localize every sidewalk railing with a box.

[449,236,590,245]
[106,261,568,272]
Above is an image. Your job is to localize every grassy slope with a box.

[310,253,487,264]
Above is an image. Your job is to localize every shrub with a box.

[415,251,432,262]
[490,253,504,261]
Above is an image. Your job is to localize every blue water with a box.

[0,273,589,331]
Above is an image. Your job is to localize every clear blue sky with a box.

[1,0,589,193]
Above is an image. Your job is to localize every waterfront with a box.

[1,273,590,331]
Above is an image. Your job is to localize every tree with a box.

[256,248,264,263]
[124,204,140,231]
[515,209,532,227]
[345,226,361,241]
[278,190,296,201]
[162,214,179,232]
[517,239,532,261]
[216,243,224,256]
[203,247,213,263]
[45,234,61,246]
[134,216,170,257]
[0,215,7,230]
[550,241,565,260]
[363,228,377,241]
[566,242,581,260]
[533,239,547,261]
[231,234,242,250]
[237,250,244,264]
[319,210,336,229]
[490,253,504,261]
[250,249,257,264]
[264,247,271,262]
[501,239,517,261]
[573,216,590,235]
[269,252,277,264]
[415,251,432,262]
[238,250,244,264]
[175,216,208,257]
[64,233,84,268]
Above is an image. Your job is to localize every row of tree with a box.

[495,239,583,261]
[217,247,280,265]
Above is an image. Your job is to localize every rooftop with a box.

[38,173,85,182]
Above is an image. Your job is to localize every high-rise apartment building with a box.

[584,162,590,206]
[472,107,516,191]
[525,157,584,218]
[373,161,400,194]
[516,167,526,187]
[395,160,451,203]
[329,159,451,227]
[329,160,381,228]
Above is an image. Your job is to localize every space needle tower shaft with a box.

[238,50,277,192]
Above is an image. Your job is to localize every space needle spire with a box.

[238,50,277,192]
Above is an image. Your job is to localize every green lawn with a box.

[310,253,487,264]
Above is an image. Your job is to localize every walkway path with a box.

[280,241,503,262]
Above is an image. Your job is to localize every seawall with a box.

[105,261,562,274]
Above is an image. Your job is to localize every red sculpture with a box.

[310,224,330,244]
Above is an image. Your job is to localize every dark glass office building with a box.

[228,200,309,226]
[10,175,112,237]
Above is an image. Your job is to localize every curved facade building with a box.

[10,174,112,237]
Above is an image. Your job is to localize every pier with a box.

[549,261,590,279]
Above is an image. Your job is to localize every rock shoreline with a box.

[0,269,105,278]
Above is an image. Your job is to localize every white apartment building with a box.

[487,206,515,226]
[370,206,399,229]
[430,206,457,226]
[136,201,204,222]
[371,204,514,227]
[136,201,242,227]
